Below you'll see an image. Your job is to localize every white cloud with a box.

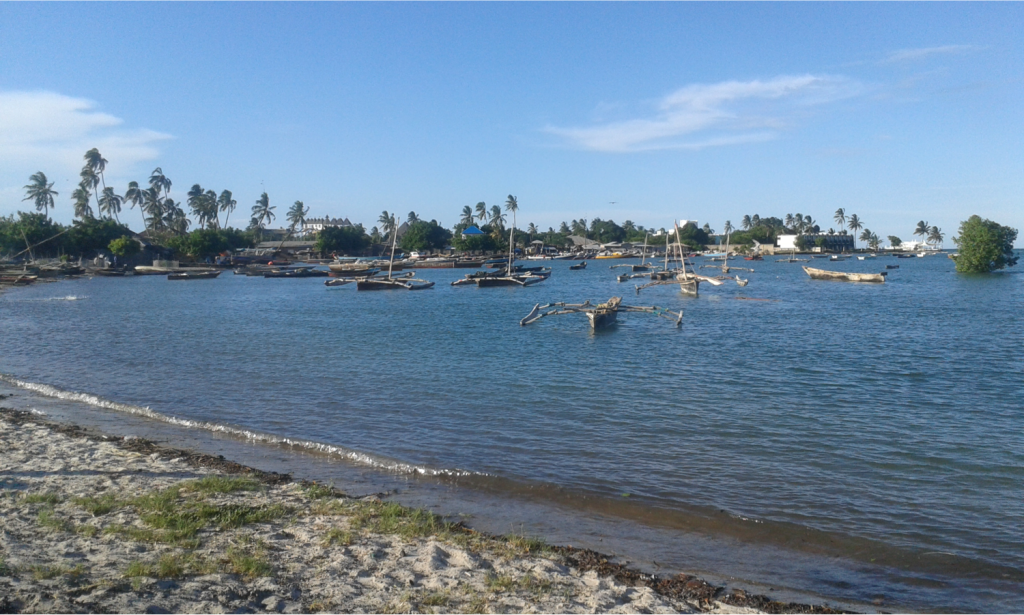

[0,90,171,189]
[545,75,860,153]
[880,45,975,64]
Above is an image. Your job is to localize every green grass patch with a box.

[310,499,351,516]
[23,492,62,506]
[31,563,86,581]
[124,560,154,579]
[485,573,518,593]
[37,508,72,532]
[184,475,262,495]
[75,524,99,538]
[302,482,338,500]
[421,590,451,607]
[499,532,550,557]
[124,553,214,579]
[322,528,353,547]
[73,493,123,516]
[350,501,454,539]
[226,545,272,579]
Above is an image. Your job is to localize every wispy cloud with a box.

[545,75,861,153]
[0,90,171,176]
[880,45,975,65]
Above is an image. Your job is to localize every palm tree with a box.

[460,206,474,227]
[164,199,190,235]
[803,216,816,232]
[914,221,930,241]
[72,186,93,220]
[751,214,760,227]
[527,222,538,236]
[834,208,846,231]
[559,221,570,234]
[203,190,219,228]
[187,184,208,228]
[868,232,881,252]
[407,211,420,224]
[859,228,873,249]
[378,210,395,238]
[84,148,108,192]
[847,214,862,249]
[149,167,171,200]
[125,181,147,231]
[489,205,505,230]
[928,226,944,248]
[505,195,518,237]
[287,200,309,233]
[252,193,275,238]
[723,220,733,236]
[80,167,101,213]
[702,223,714,235]
[218,190,237,229]
[785,213,795,230]
[98,187,123,222]
[475,201,487,223]
[143,186,164,231]
[741,215,752,230]
[22,172,58,220]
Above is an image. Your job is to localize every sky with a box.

[1,2,1021,245]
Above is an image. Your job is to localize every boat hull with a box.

[802,266,885,283]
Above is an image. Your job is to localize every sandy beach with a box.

[0,407,848,614]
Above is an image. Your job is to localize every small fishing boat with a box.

[886,264,900,269]
[569,261,587,270]
[520,296,682,330]
[356,216,435,291]
[744,255,763,261]
[802,266,885,284]
[263,268,329,278]
[324,278,352,287]
[0,274,38,285]
[167,270,221,280]
[328,264,380,276]
[735,275,749,287]
[93,268,128,277]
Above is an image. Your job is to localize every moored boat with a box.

[802,266,885,283]
[167,270,222,280]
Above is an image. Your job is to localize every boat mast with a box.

[641,233,649,267]
[387,215,400,280]
[506,210,517,274]
[723,228,730,274]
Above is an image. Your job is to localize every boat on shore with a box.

[802,266,886,284]
[93,268,129,277]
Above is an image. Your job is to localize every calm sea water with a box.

[2,254,1022,611]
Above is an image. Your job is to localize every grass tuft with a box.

[226,545,272,579]
[73,493,122,516]
[322,528,353,547]
[124,560,154,579]
[421,590,451,607]
[485,573,518,593]
[31,563,86,580]
[350,501,454,539]
[184,475,262,495]
[75,524,99,538]
[23,492,62,506]
[37,508,72,532]
[302,482,338,500]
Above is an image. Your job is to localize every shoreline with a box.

[0,408,845,614]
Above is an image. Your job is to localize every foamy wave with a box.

[0,373,481,478]
[35,295,88,302]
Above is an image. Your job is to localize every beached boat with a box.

[93,268,129,277]
[802,266,885,283]
[0,274,38,285]
[167,270,222,280]
[520,296,683,330]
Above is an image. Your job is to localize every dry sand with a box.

[0,409,842,614]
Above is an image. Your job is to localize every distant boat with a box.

[167,270,221,280]
[569,261,587,270]
[744,255,763,261]
[356,216,435,291]
[802,266,885,284]
[886,265,900,269]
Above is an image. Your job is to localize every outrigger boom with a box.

[520,296,683,329]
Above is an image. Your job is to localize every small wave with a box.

[28,295,88,302]
[0,373,482,478]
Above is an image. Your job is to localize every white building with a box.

[304,217,354,234]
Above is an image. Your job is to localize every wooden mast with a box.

[387,215,400,280]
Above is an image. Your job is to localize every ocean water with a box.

[1,255,1022,612]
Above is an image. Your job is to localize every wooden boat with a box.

[460,212,548,288]
[802,266,885,283]
[0,274,38,285]
[474,273,545,287]
[744,255,763,261]
[167,270,221,280]
[886,265,900,269]
[324,278,352,287]
[263,268,329,278]
[93,268,128,277]
[520,296,682,330]
[595,252,626,259]
[356,216,435,291]
[569,261,587,270]
[635,222,727,297]
[328,264,380,276]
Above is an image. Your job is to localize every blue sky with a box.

[1,2,1020,244]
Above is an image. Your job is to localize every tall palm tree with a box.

[504,195,518,244]
[252,192,275,238]
[80,167,101,213]
[751,214,761,227]
[741,215,752,230]
[914,221,930,241]
[22,172,58,220]
[84,148,108,192]
[527,222,538,236]
[406,211,420,224]
[370,226,382,243]
[143,187,165,231]
[868,232,881,252]
[203,190,219,229]
[475,201,487,223]
[785,213,795,230]
[559,221,570,234]
[187,184,207,228]
[723,220,733,236]
[149,167,171,200]
[702,223,714,235]
[834,208,846,231]
[927,226,944,248]
[489,205,506,230]
[622,220,635,233]
[72,186,93,220]
[803,216,816,232]
[218,190,237,229]
[287,200,309,233]
[164,198,190,235]
[98,187,123,222]
[847,214,862,249]
[125,181,147,231]
[859,228,873,249]
[378,210,395,237]
[460,205,474,226]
